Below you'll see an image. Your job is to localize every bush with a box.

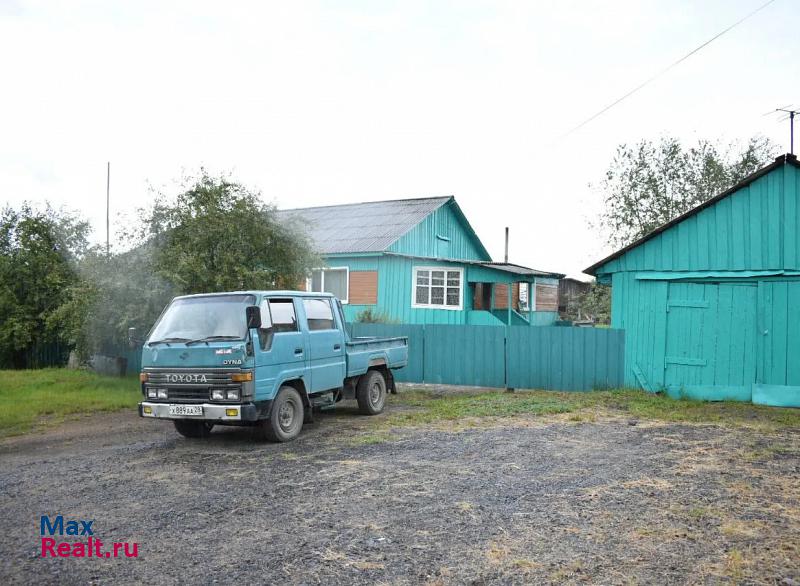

[355,308,398,324]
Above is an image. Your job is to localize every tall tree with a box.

[135,171,318,294]
[0,204,90,367]
[596,136,777,248]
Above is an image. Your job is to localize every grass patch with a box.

[385,388,800,430]
[386,390,574,427]
[0,368,140,438]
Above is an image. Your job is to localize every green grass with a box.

[0,368,140,438]
[3,369,799,440]
[385,388,800,430]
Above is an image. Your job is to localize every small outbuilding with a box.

[586,153,800,407]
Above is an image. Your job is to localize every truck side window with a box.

[259,298,298,350]
[303,298,335,331]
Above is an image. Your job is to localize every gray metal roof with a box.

[277,196,452,254]
[477,262,564,278]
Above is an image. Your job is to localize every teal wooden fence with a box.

[83,324,625,389]
[506,326,624,390]
[351,323,625,391]
[349,323,425,383]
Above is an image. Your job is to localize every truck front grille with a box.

[146,370,238,386]
[162,388,214,402]
[143,368,245,403]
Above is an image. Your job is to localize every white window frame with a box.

[307,267,349,304]
[411,266,463,311]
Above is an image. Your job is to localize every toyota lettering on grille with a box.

[165,374,209,383]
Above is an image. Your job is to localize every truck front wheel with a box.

[356,370,386,415]
[173,420,214,438]
[259,386,304,442]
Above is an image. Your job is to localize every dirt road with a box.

[1,397,798,585]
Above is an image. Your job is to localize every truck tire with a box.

[259,386,304,442]
[356,370,386,415]
[173,420,214,438]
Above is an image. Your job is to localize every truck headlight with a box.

[147,389,157,399]
[157,389,168,399]
[211,390,225,401]
[226,390,240,401]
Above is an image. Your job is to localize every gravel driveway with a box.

[1,396,798,585]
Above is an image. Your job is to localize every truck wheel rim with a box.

[278,401,296,431]
[369,382,383,408]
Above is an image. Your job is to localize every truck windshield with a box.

[148,294,255,344]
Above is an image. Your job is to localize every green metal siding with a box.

[388,200,490,261]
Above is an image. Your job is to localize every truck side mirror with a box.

[245,306,262,329]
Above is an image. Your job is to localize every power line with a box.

[556,0,778,141]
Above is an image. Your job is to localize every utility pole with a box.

[504,227,509,263]
[775,108,797,155]
[106,162,110,257]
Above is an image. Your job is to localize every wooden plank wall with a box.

[535,284,558,311]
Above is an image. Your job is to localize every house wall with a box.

[388,200,489,261]
[329,255,475,324]
[597,162,800,405]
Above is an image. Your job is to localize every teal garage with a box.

[586,154,800,407]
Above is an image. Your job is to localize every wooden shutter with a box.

[535,284,559,311]
[349,271,378,304]
[493,283,520,310]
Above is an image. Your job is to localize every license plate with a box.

[169,404,203,416]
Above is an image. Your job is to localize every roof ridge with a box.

[278,195,453,213]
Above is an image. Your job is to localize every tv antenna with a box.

[770,105,797,155]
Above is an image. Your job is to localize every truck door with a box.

[301,298,346,393]
[254,297,307,401]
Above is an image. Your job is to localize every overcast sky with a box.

[1,0,798,278]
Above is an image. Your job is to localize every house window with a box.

[519,283,529,311]
[412,267,463,310]
[307,268,349,303]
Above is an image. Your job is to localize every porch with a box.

[465,262,561,326]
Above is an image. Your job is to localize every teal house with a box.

[586,153,800,407]
[278,196,563,326]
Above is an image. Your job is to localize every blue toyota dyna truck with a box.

[134,291,408,442]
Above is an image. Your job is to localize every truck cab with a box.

[137,291,408,442]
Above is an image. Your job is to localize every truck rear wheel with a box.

[173,420,214,438]
[356,370,386,415]
[259,386,304,442]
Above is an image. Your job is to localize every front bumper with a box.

[138,402,261,422]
